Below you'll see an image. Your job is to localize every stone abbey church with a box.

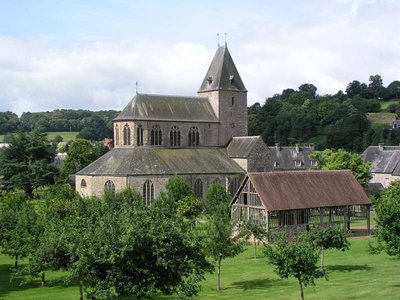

[75,45,316,202]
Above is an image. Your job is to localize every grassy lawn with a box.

[1,237,399,299]
[46,132,78,142]
[366,112,396,126]
[0,135,4,143]
[380,99,400,111]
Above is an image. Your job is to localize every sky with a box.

[0,0,400,115]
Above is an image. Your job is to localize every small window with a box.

[256,167,265,172]
[294,160,302,167]
[151,125,162,146]
[136,124,143,146]
[169,126,181,146]
[104,180,115,194]
[231,97,234,105]
[194,179,203,199]
[273,161,278,167]
[310,160,318,167]
[81,179,87,188]
[123,124,131,145]
[143,180,154,205]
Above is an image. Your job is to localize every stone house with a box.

[362,144,400,188]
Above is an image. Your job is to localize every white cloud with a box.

[0,3,400,113]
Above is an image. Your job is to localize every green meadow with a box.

[1,237,398,300]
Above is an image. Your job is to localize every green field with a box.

[46,132,79,142]
[366,112,396,126]
[380,99,400,111]
[0,237,398,300]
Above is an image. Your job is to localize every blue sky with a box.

[1,0,400,114]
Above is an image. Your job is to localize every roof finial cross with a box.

[217,34,220,47]
[135,81,138,94]
[224,33,227,47]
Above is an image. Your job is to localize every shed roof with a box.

[114,93,218,122]
[76,147,244,176]
[362,146,400,175]
[198,46,247,93]
[227,136,263,158]
[245,170,370,211]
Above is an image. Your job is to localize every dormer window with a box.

[273,161,278,167]
[207,76,213,84]
[310,160,318,167]
[294,160,302,167]
[229,75,234,84]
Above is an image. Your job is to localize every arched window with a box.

[169,126,181,146]
[229,177,240,196]
[80,179,87,188]
[115,124,120,145]
[123,124,131,145]
[151,125,162,145]
[188,127,200,146]
[143,180,154,205]
[194,179,203,199]
[104,180,115,194]
[136,124,143,146]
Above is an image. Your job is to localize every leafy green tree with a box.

[0,192,42,268]
[241,222,267,259]
[386,80,400,99]
[61,139,107,179]
[370,182,400,257]
[204,183,243,291]
[308,226,350,268]
[298,83,317,98]
[310,149,371,186]
[265,232,326,300]
[0,131,58,197]
[346,80,362,98]
[165,175,193,202]
[177,195,203,223]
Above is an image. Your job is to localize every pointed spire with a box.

[198,44,247,93]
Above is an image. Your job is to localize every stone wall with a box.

[371,172,400,187]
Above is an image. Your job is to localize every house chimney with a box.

[275,143,280,151]
[295,143,300,153]
[379,143,384,151]
[308,143,315,151]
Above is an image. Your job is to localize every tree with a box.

[386,80,400,99]
[0,131,58,197]
[61,139,107,179]
[165,175,193,202]
[265,232,325,300]
[370,182,400,257]
[310,149,371,186]
[346,80,362,98]
[241,222,267,259]
[298,83,317,98]
[308,226,350,268]
[0,192,42,269]
[204,183,243,291]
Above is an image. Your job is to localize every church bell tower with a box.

[198,44,247,146]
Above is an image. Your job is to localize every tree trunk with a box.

[41,271,45,287]
[253,236,257,259]
[298,278,304,300]
[79,282,83,300]
[15,254,18,269]
[217,254,222,291]
[321,248,325,268]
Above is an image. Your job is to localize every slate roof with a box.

[269,146,317,170]
[362,146,400,175]
[114,93,218,122]
[242,171,370,211]
[198,46,247,93]
[76,147,244,176]
[227,136,262,158]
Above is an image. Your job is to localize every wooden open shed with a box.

[230,170,371,233]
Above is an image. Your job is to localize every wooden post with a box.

[320,208,324,224]
[367,205,371,235]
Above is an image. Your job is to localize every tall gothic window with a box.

[151,125,162,145]
[115,124,120,145]
[188,127,200,146]
[136,124,143,146]
[80,179,87,188]
[143,180,154,205]
[123,124,131,145]
[193,179,203,199]
[104,180,115,194]
[229,177,240,196]
[169,126,181,146]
